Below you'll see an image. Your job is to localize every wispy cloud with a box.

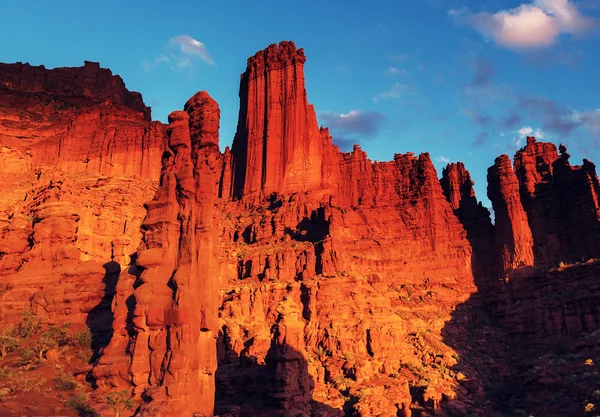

[450,0,598,50]
[514,126,544,146]
[574,109,600,138]
[373,82,419,102]
[320,110,386,136]
[384,67,408,76]
[320,110,386,150]
[462,108,492,127]
[436,156,451,164]
[168,35,214,65]
[516,95,580,135]
[472,131,489,148]
[142,35,214,73]
[470,59,494,87]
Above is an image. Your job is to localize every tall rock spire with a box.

[441,162,495,289]
[487,154,535,275]
[231,41,329,198]
[101,91,220,416]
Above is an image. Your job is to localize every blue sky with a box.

[2,0,600,207]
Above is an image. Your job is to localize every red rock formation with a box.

[513,136,563,267]
[265,297,312,416]
[551,146,600,263]
[0,61,150,119]
[0,62,166,179]
[2,43,600,417]
[231,41,335,198]
[487,154,535,275]
[441,162,495,288]
[95,91,220,416]
[488,137,600,274]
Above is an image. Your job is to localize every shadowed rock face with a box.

[0,43,600,417]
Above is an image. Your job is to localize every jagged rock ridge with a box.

[0,43,598,417]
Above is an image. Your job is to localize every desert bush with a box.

[54,372,78,391]
[16,309,41,338]
[12,372,46,392]
[101,389,136,417]
[44,325,72,346]
[33,332,59,360]
[74,328,93,349]
[0,366,12,380]
[65,393,97,416]
[0,335,18,357]
[18,347,37,364]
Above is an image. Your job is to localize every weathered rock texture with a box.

[0,61,165,179]
[487,136,600,276]
[441,162,495,289]
[94,92,220,416]
[1,43,600,417]
[230,41,334,198]
[0,62,164,337]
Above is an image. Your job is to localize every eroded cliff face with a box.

[0,62,164,335]
[215,42,478,417]
[0,43,599,417]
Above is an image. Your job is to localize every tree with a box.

[101,389,136,417]
[0,335,18,357]
[34,331,58,360]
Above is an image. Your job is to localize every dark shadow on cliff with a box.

[440,261,600,417]
[85,261,120,363]
[215,327,343,417]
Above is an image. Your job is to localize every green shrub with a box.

[18,347,37,364]
[65,393,96,416]
[33,332,59,360]
[44,325,72,346]
[54,373,78,391]
[75,328,93,349]
[16,310,41,338]
[0,335,18,357]
[101,389,136,417]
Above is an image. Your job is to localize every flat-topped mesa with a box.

[441,162,495,288]
[231,41,332,198]
[488,154,534,276]
[0,61,150,120]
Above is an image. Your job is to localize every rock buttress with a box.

[94,91,220,416]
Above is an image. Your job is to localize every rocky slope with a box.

[0,41,599,417]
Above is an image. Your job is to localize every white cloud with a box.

[142,35,214,73]
[384,67,407,76]
[451,0,598,50]
[514,126,544,146]
[436,156,451,164]
[168,35,214,65]
[373,82,418,102]
[141,54,170,72]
